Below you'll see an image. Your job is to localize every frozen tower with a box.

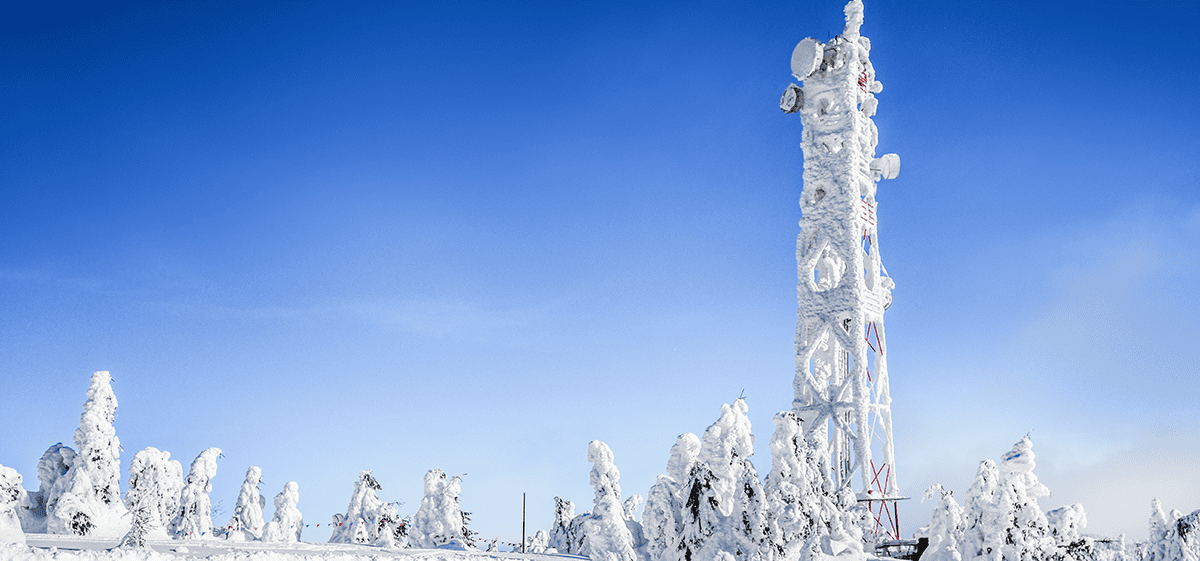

[780,0,903,539]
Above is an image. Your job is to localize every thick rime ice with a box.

[119,448,183,547]
[576,441,638,561]
[409,469,473,549]
[0,465,26,546]
[262,482,302,543]
[170,448,221,539]
[919,485,964,561]
[223,466,266,541]
[328,470,406,547]
[788,0,900,507]
[48,372,128,536]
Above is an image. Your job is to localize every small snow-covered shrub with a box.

[224,466,266,541]
[0,465,26,546]
[527,529,549,553]
[329,470,406,547]
[170,447,221,539]
[262,481,303,543]
[410,469,473,549]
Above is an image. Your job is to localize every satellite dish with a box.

[780,83,803,113]
[870,153,901,180]
[790,37,822,79]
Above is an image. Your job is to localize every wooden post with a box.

[522,492,526,553]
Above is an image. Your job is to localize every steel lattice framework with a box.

[780,0,904,540]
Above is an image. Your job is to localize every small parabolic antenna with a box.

[870,153,901,180]
[790,37,822,79]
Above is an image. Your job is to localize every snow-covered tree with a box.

[119,447,183,547]
[763,411,840,560]
[17,443,75,533]
[410,469,474,549]
[224,466,266,541]
[329,470,406,547]
[170,447,221,539]
[680,399,766,561]
[961,459,1002,561]
[261,481,303,543]
[528,529,549,553]
[1144,499,1200,561]
[993,436,1055,561]
[644,433,700,561]
[0,465,26,546]
[548,496,578,554]
[576,440,638,561]
[920,484,964,561]
[48,372,129,536]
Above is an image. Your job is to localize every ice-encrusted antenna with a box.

[780,0,904,542]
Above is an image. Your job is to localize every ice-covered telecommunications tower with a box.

[779,0,904,539]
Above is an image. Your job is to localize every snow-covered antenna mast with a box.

[780,0,904,540]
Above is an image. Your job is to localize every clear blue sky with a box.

[2,0,1198,544]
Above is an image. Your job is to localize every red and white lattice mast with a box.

[779,0,904,540]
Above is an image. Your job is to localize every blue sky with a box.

[2,0,1198,544]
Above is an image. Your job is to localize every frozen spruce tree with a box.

[170,447,221,539]
[960,459,1002,561]
[119,448,183,547]
[763,411,839,559]
[18,443,75,533]
[1144,499,1200,561]
[995,436,1055,561]
[548,496,578,554]
[48,371,129,536]
[224,466,266,541]
[575,440,638,561]
[643,433,700,561]
[410,469,474,549]
[684,399,766,561]
[261,481,303,542]
[920,484,964,561]
[0,465,27,546]
[329,470,406,547]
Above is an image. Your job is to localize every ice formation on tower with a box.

[781,0,902,540]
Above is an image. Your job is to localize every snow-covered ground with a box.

[5,536,580,561]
